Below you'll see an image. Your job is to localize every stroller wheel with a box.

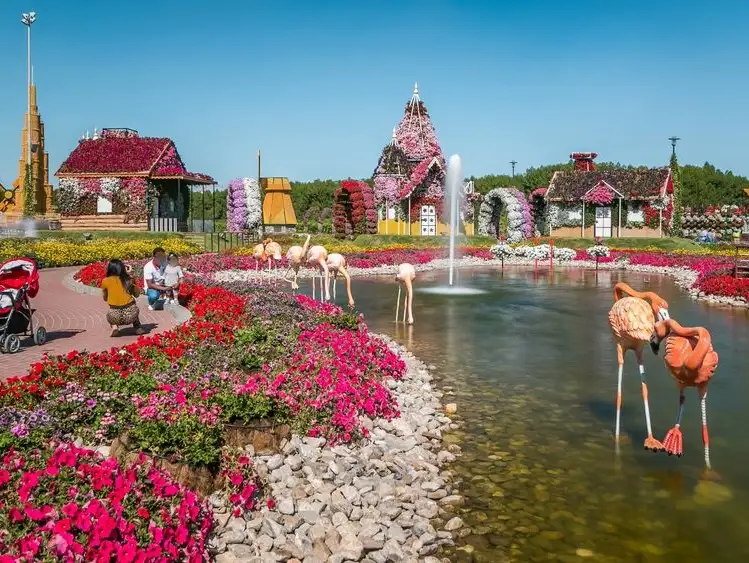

[2,334,21,354]
[34,327,47,346]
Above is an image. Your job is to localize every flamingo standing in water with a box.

[395,263,416,325]
[263,239,283,283]
[326,253,354,307]
[282,235,310,291]
[650,319,719,475]
[306,243,330,302]
[608,282,670,450]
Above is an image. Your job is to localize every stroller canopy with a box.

[0,258,40,298]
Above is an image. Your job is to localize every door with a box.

[420,205,436,236]
[594,206,612,238]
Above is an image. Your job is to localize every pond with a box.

[325,266,749,562]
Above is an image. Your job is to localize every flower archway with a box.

[333,180,378,238]
[478,188,534,242]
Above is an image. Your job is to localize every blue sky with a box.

[0,0,747,188]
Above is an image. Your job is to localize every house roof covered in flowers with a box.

[545,168,671,202]
[372,136,411,178]
[56,128,215,185]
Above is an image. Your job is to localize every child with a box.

[163,253,184,304]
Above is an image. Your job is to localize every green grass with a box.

[35,231,185,242]
[533,237,702,250]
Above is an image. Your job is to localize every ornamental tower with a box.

[3,81,54,216]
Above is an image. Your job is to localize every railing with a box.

[149,217,179,232]
[203,231,259,253]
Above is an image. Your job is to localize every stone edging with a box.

[208,334,465,562]
[212,256,749,311]
[62,271,193,324]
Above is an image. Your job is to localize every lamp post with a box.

[21,11,36,212]
[510,160,517,179]
[668,136,680,156]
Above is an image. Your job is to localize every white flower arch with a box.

[478,188,533,242]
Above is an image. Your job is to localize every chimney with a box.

[570,152,598,172]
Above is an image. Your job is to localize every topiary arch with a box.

[333,180,378,239]
[477,188,534,242]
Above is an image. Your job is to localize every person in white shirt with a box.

[143,247,168,310]
[163,253,184,304]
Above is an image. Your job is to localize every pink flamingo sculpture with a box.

[651,319,719,476]
[306,244,330,302]
[608,282,670,451]
[263,239,283,283]
[326,253,354,307]
[252,243,267,282]
[395,263,416,325]
[282,235,311,291]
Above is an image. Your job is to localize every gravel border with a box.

[208,335,463,563]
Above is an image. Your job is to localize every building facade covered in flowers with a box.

[544,152,673,238]
[55,128,215,232]
[371,84,476,236]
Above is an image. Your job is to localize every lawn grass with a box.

[35,230,185,242]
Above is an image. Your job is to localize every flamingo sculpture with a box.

[326,253,354,307]
[395,263,416,325]
[651,319,719,475]
[608,282,670,450]
[263,239,283,283]
[282,235,311,291]
[252,243,267,283]
[307,244,330,302]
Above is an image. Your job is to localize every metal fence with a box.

[203,231,259,253]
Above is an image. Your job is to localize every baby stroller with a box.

[0,258,46,354]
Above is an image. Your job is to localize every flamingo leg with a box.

[614,345,624,442]
[255,259,260,283]
[699,386,712,470]
[395,284,401,322]
[663,388,685,457]
[402,292,408,323]
[332,274,337,300]
[635,348,664,452]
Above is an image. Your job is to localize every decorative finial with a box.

[392,127,396,140]
[85,130,90,140]
[413,82,418,95]
[93,128,99,140]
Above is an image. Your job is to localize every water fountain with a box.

[420,154,486,295]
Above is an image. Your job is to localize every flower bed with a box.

[0,238,199,268]
[0,275,407,558]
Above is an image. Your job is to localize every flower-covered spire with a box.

[394,83,442,162]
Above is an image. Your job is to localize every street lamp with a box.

[668,136,680,156]
[510,160,517,179]
[21,11,36,204]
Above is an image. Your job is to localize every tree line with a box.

[187,161,748,229]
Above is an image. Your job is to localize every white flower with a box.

[586,244,610,258]
[490,243,514,258]
[242,177,262,230]
[553,247,576,261]
[100,177,120,195]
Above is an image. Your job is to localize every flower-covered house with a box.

[544,152,673,238]
[371,84,472,236]
[55,128,215,232]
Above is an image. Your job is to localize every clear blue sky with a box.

[1,0,747,188]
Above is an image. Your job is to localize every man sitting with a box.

[143,247,168,310]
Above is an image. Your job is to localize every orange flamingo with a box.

[608,282,670,450]
[651,319,718,474]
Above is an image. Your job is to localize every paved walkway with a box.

[1,267,178,379]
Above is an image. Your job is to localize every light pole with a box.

[510,160,517,179]
[668,136,680,156]
[21,11,36,213]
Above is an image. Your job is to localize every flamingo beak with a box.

[649,332,662,355]
[657,309,670,322]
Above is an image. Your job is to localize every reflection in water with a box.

[327,266,749,562]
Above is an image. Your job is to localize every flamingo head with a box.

[650,295,670,322]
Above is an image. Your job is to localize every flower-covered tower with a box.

[373,84,446,233]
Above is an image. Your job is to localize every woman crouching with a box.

[101,259,145,337]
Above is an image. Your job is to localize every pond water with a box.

[320,266,749,562]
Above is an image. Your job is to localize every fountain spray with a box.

[446,154,462,286]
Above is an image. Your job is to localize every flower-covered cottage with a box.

[371,84,475,236]
[544,152,673,238]
[55,128,215,232]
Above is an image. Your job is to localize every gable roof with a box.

[546,168,671,202]
[56,133,215,184]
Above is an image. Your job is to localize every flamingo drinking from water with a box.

[326,253,354,307]
[395,263,416,325]
[282,235,310,291]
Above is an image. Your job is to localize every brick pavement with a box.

[1,267,179,379]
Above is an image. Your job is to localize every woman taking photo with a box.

[101,259,145,336]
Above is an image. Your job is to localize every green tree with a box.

[22,165,34,216]
[670,151,683,232]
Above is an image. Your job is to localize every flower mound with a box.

[0,443,213,561]
[333,180,378,238]
[586,244,610,259]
